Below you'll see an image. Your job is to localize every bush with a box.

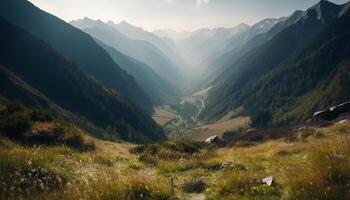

[28,122,95,151]
[131,141,214,164]
[0,145,67,199]
[0,103,95,151]
[222,128,246,139]
[0,111,33,139]
[182,179,207,193]
[9,164,64,194]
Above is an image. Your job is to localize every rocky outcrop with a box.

[313,101,350,121]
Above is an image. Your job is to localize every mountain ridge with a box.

[0,16,165,142]
[201,0,350,126]
[0,0,154,113]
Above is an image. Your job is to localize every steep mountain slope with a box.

[71,18,185,88]
[0,0,153,113]
[201,13,305,88]
[223,18,282,53]
[202,0,350,126]
[0,17,165,142]
[96,40,177,104]
[0,65,61,110]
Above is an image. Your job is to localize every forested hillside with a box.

[0,0,154,113]
[202,1,350,127]
[0,17,165,142]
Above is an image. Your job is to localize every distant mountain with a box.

[71,18,185,89]
[0,0,153,114]
[0,17,165,142]
[96,40,177,105]
[174,24,250,68]
[153,29,193,42]
[107,20,187,74]
[200,13,305,88]
[202,0,350,127]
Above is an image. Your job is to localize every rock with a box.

[205,135,220,144]
[205,135,225,146]
[262,176,274,186]
[313,101,350,121]
[219,161,236,170]
[336,119,348,124]
[298,126,309,131]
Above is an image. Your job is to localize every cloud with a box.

[196,0,210,6]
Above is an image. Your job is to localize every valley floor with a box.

[152,88,250,141]
[2,118,350,200]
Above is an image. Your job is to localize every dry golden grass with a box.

[0,137,175,200]
[205,122,350,199]
[2,120,350,200]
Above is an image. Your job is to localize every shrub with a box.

[131,141,214,165]
[9,164,64,194]
[0,145,67,199]
[182,179,207,193]
[0,110,33,140]
[0,104,95,151]
[27,122,95,151]
[222,128,246,139]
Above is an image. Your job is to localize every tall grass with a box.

[0,143,73,200]
[33,173,175,200]
[285,138,350,200]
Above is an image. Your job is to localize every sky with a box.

[28,0,349,31]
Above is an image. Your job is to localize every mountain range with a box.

[201,0,350,127]
[0,0,165,142]
[70,18,186,90]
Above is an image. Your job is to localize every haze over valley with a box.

[1,0,350,199]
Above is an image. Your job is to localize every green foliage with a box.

[0,103,95,151]
[0,16,165,143]
[202,7,350,126]
[0,144,71,199]
[131,141,214,165]
[0,102,49,140]
[251,109,273,129]
[0,0,154,114]
[222,127,247,139]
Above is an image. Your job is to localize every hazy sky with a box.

[28,0,349,31]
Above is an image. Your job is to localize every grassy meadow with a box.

[1,103,350,200]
